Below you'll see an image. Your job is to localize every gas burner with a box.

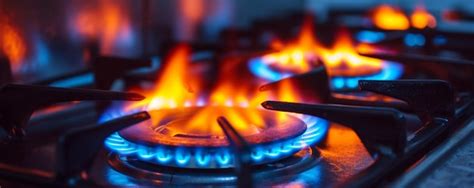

[249,56,403,90]
[107,146,319,185]
[105,107,328,169]
[330,61,403,90]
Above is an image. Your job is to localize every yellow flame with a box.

[319,30,382,76]
[262,17,324,73]
[372,4,437,30]
[261,19,383,77]
[411,5,437,29]
[372,4,410,30]
[149,45,197,109]
[124,45,301,136]
[125,45,197,111]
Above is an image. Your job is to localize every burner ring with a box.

[105,107,329,169]
[248,56,403,90]
[107,146,321,186]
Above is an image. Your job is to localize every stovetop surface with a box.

[0,97,473,187]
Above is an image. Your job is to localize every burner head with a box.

[105,106,328,169]
[120,107,306,147]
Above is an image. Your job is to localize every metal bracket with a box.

[91,56,152,90]
[0,84,144,138]
[259,66,331,103]
[359,80,455,121]
[261,101,421,157]
[0,57,12,85]
[217,116,253,188]
[56,112,150,182]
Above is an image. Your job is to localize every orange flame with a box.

[124,45,300,136]
[410,5,437,29]
[0,22,26,71]
[262,18,323,73]
[75,9,98,38]
[319,30,382,76]
[372,4,437,30]
[176,0,205,40]
[261,19,383,77]
[73,1,131,54]
[372,4,410,30]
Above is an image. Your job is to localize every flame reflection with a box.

[319,124,374,178]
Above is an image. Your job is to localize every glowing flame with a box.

[0,22,26,71]
[258,19,383,77]
[319,30,382,76]
[372,4,436,30]
[75,9,98,38]
[372,4,410,30]
[410,5,437,29]
[73,1,132,54]
[176,0,205,40]
[123,45,300,136]
[261,18,323,73]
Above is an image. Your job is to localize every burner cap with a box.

[119,107,307,147]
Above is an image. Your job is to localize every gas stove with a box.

[0,1,474,187]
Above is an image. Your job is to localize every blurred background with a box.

[0,0,473,84]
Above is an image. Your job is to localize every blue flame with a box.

[106,168,136,186]
[249,56,403,90]
[356,30,386,43]
[99,106,145,123]
[104,115,328,168]
[404,33,425,47]
[50,73,94,88]
[248,57,292,82]
[433,35,447,46]
[330,61,403,90]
